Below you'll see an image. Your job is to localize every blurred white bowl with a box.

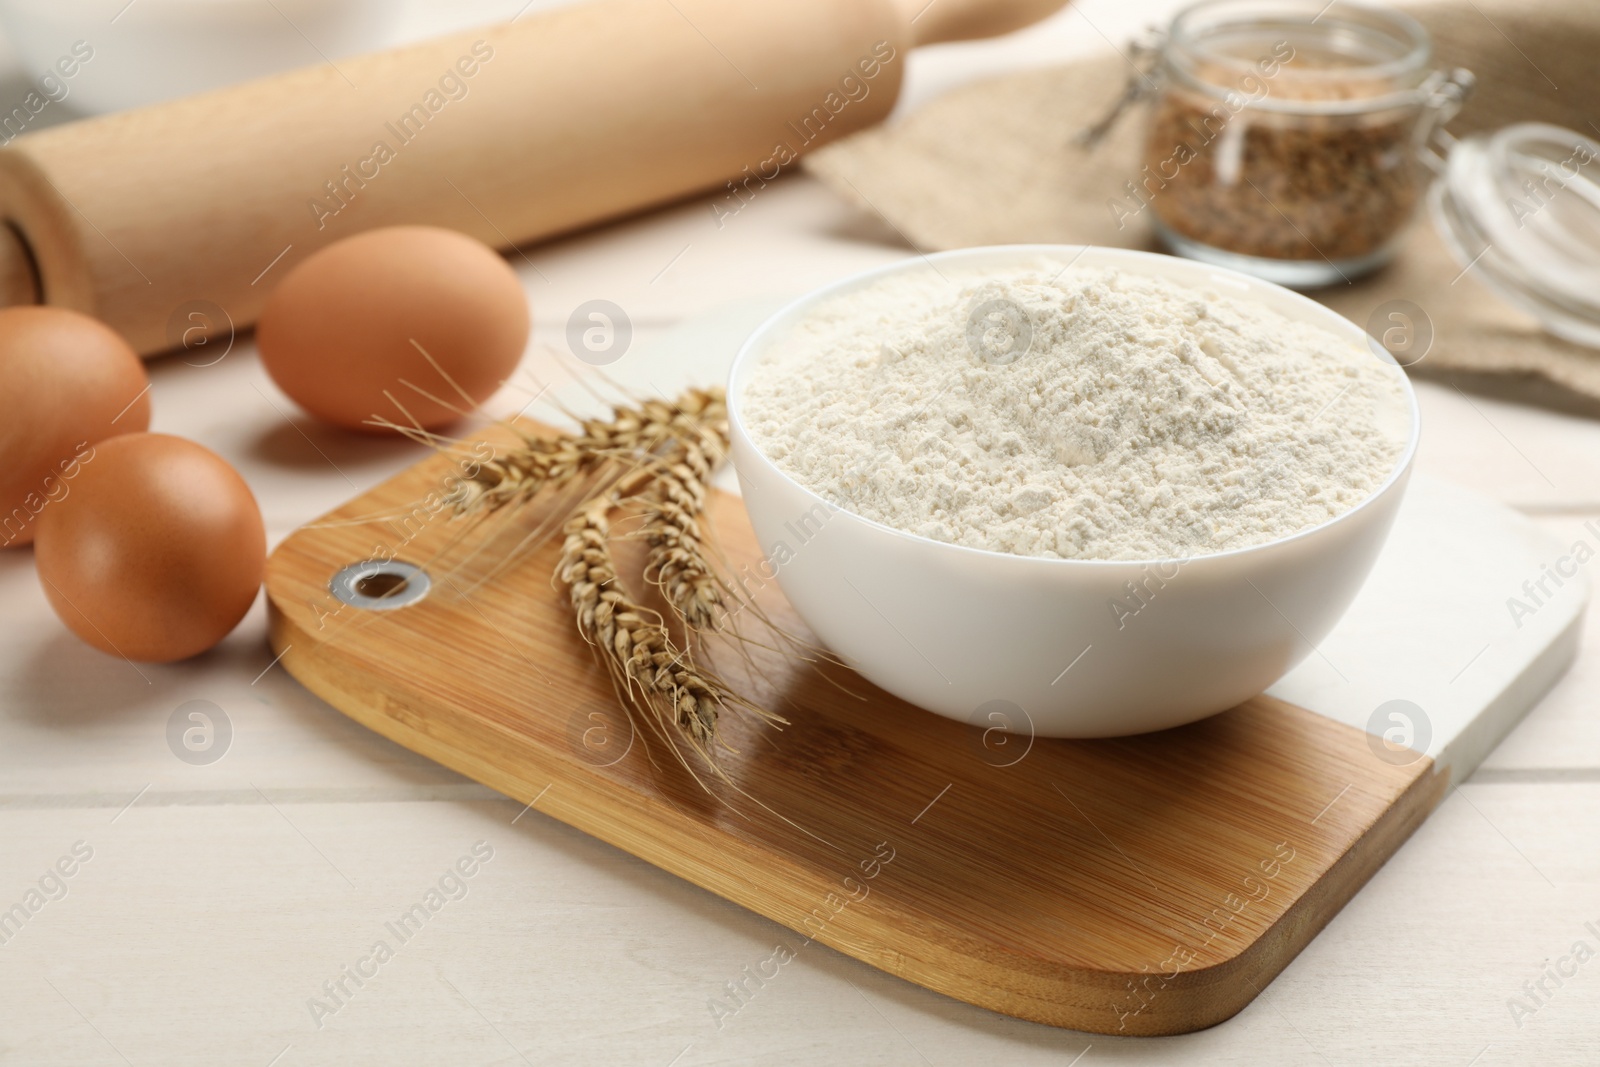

[727,245,1420,739]
[0,0,396,115]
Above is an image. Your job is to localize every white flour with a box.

[741,261,1410,561]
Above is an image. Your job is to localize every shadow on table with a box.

[245,415,427,474]
[6,630,192,725]
[1414,367,1600,423]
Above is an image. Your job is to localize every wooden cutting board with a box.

[263,425,1583,1037]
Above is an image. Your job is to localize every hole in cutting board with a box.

[355,571,408,599]
[329,559,431,611]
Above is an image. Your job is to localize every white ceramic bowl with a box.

[727,245,1419,739]
[0,0,395,115]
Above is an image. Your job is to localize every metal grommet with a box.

[329,560,431,611]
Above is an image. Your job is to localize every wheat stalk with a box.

[561,493,742,768]
[445,387,726,517]
[433,384,796,764]
[636,410,732,633]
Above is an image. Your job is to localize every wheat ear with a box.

[448,387,727,517]
[638,415,731,634]
[560,493,728,764]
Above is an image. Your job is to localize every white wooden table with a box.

[2,3,1597,1064]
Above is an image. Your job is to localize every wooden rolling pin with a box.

[0,0,1066,355]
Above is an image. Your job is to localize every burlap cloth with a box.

[807,0,1600,404]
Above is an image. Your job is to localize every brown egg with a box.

[35,433,266,663]
[0,307,151,548]
[256,226,530,431]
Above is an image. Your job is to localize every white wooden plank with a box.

[1412,382,1600,514]
[0,560,471,799]
[1,785,1595,1065]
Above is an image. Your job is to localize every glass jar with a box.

[1136,0,1472,287]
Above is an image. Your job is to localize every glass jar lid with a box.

[1432,122,1600,348]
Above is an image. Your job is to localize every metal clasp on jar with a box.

[1416,68,1478,174]
[1075,26,1168,148]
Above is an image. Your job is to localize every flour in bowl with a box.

[740,261,1410,561]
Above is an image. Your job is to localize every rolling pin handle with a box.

[897,0,1071,46]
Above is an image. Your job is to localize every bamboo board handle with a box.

[0,0,1065,355]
